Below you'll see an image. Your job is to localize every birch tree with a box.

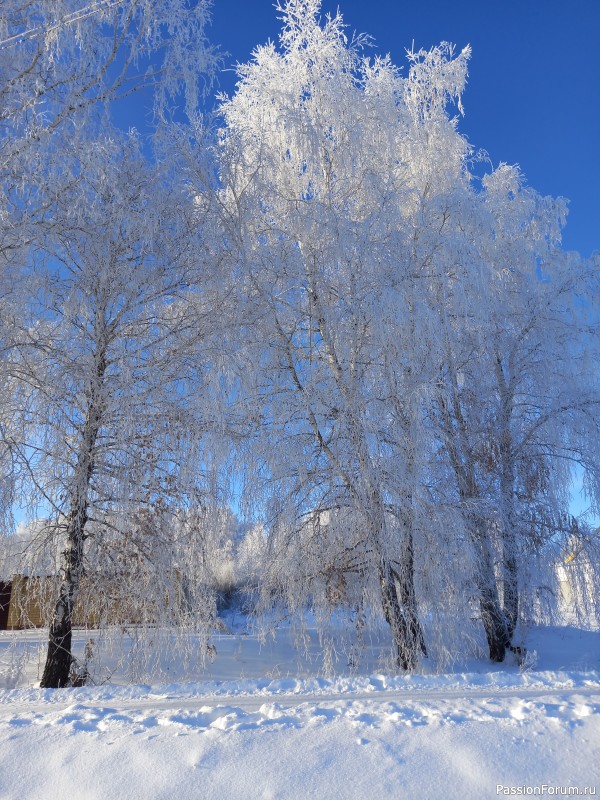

[217,0,440,670]
[476,168,600,642]
[425,160,600,660]
[10,136,219,687]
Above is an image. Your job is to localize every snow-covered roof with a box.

[0,520,63,581]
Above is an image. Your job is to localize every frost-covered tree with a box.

[423,160,600,660]
[0,0,223,686]
[216,0,451,670]
[8,137,222,687]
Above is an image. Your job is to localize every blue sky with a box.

[207,0,599,260]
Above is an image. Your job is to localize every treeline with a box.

[1,0,598,686]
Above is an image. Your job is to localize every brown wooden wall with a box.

[6,575,56,629]
[0,581,12,630]
[3,574,167,629]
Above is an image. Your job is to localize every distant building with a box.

[555,526,599,626]
[0,519,194,630]
[0,521,61,630]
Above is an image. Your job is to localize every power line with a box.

[0,0,126,50]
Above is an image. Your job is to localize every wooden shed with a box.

[1,520,192,630]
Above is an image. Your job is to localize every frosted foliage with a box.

[0,0,216,284]
[0,0,214,134]
[0,0,216,522]
[237,524,268,586]
[216,0,600,672]
[18,138,209,513]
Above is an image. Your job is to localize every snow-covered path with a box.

[1,625,598,799]
[1,675,599,800]
[3,676,600,714]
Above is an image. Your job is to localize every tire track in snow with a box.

[1,684,598,737]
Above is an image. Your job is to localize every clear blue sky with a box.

[207,0,599,260]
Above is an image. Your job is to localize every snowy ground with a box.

[0,625,598,799]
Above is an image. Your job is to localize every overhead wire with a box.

[0,0,126,50]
